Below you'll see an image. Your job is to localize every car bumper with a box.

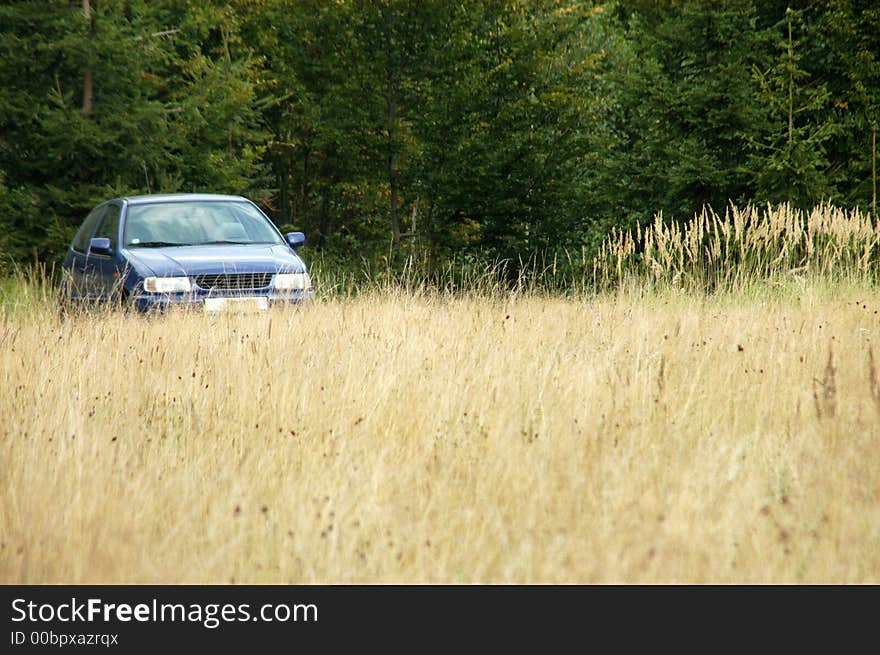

[131,289,315,313]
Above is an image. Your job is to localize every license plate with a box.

[204,297,269,313]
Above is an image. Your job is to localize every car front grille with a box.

[194,273,273,291]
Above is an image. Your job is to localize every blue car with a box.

[61,193,314,312]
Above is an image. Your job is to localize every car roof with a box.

[122,193,251,205]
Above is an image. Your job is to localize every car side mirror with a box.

[89,237,113,256]
[286,232,306,249]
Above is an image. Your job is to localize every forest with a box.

[4,2,880,588]
[0,0,878,275]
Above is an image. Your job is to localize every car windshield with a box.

[123,201,284,248]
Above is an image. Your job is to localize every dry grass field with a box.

[2,278,879,583]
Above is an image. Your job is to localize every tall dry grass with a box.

[2,203,880,583]
[1,281,879,583]
[593,203,880,291]
[307,204,880,296]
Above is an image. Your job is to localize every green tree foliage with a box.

[409,2,611,262]
[802,0,880,211]
[0,0,878,274]
[256,1,612,266]
[602,0,879,225]
[600,1,771,226]
[0,0,270,266]
[745,7,839,207]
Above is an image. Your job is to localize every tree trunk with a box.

[386,82,401,246]
[298,146,310,232]
[82,0,93,116]
[787,17,794,145]
[279,150,290,227]
[318,188,330,249]
[872,121,877,217]
[383,10,401,248]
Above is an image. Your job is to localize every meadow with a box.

[1,205,879,583]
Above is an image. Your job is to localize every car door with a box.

[66,204,107,300]
[84,202,124,301]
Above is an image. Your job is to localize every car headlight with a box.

[273,272,311,291]
[143,276,192,293]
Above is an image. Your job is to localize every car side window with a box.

[71,205,107,253]
[93,203,122,251]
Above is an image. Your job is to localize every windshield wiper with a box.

[128,241,187,248]
[198,240,250,245]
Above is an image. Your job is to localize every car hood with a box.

[122,244,306,277]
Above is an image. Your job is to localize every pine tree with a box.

[598,1,771,227]
[744,7,839,208]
